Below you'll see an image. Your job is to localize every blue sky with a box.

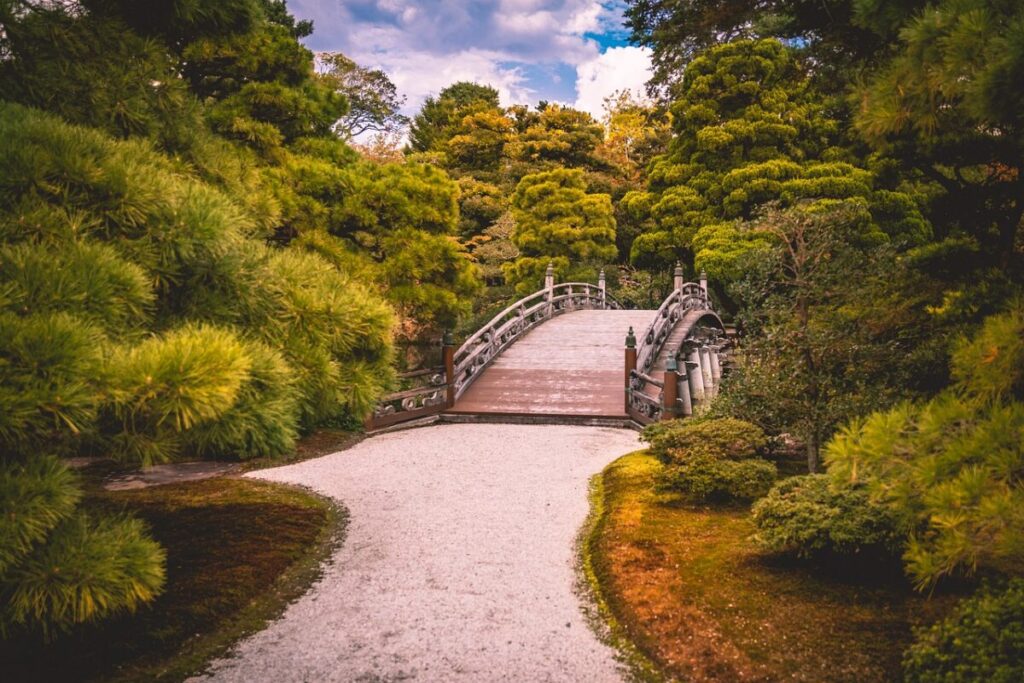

[288,1,652,119]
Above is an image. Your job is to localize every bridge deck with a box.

[449,309,655,418]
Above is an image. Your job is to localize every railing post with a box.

[598,269,607,309]
[662,356,679,420]
[699,270,708,297]
[674,262,684,293]
[624,326,637,413]
[442,330,456,408]
[545,262,554,316]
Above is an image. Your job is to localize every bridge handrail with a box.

[628,282,717,425]
[451,281,619,401]
[633,282,711,374]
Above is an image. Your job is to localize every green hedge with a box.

[904,579,1024,682]
[751,474,903,558]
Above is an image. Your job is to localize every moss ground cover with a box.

[1,475,344,682]
[586,451,956,682]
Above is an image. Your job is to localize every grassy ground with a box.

[585,450,957,682]
[2,476,345,683]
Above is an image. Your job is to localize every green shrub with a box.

[823,301,1024,587]
[0,312,103,455]
[1,510,165,639]
[0,456,81,575]
[904,579,1024,683]
[642,417,768,462]
[182,339,299,459]
[659,453,777,503]
[105,324,252,464]
[0,241,153,335]
[751,474,903,558]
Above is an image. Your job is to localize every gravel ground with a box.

[193,423,642,682]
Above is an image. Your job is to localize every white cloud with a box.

[294,1,645,116]
[375,49,535,112]
[574,45,652,119]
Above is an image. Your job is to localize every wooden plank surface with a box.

[450,309,655,417]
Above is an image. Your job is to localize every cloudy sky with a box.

[289,0,652,120]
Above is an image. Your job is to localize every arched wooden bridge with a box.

[368,265,729,430]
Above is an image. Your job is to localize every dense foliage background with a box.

[1,0,1021,673]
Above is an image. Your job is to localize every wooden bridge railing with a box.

[366,266,620,430]
[626,266,726,425]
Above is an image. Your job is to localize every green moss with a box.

[1,477,345,682]
[585,450,956,681]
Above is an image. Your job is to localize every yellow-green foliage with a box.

[0,457,81,575]
[903,578,1024,682]
[2,510,165,639]
[505,167,617,293]
[105,324,252,465]
[0,312,104,456]
[630,39,928,278]
[642,417,768,462]
[0,456,164,638]
[752,474,903,558]
[0,101,396,452]
[825,300,1024,587]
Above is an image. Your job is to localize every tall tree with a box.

[408,82,500,153]
[318,52,408,140]
[854,0,1024,271]
[504,168,617,294]
[628,39,928,279]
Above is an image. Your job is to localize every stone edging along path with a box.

[191,423,642,682]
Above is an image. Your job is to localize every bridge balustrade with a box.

[626,269,727,425]
[367,269,620,430]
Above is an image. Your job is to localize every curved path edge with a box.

[192,423,643,682]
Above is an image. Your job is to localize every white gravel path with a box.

[193,423,642,682]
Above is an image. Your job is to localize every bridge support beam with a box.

[685,343,704,404]
[710,346,722,386]
[699,346,715,398]
[662,356,679,420]
[677,366,693,417]
[624,327,637,413]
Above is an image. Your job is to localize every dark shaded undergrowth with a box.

[585,451,958,682]
[1,476,345,682]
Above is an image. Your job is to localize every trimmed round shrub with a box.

[642,417,767,462]
[182,339,299,460]
[0,456,81,575]
[0,510,165,639]
[751,474,903,558]
[659,453,777,503]
[904,579,1024,682]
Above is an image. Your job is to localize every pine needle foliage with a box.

[505,168,617,293]
[1,511,166,639]
[825,300,1024,588]
[104,324,252,465]
[0,456,81,575]
[182,339,299,459]
[0,312,104,456]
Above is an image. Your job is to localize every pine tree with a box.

[504,168,617,293]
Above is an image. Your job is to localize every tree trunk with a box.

[806,432,819,473]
